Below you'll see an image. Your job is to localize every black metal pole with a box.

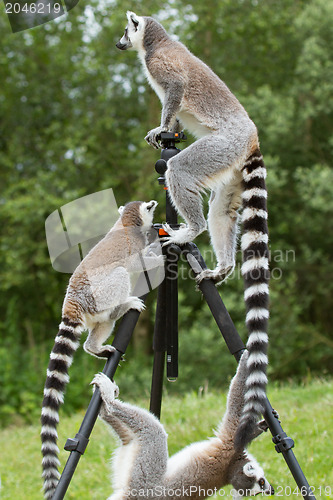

[165,244,179,381]
[149,140,181,416]
[184,242,316,500]
[150,278,167,418]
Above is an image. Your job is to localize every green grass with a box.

[0,379,332,499]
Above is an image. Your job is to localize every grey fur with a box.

[117,13,270,449]
[41,200,162,499]
[92,351,274,500]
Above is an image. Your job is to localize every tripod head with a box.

[154,131,187,226]
[159,131,187,148]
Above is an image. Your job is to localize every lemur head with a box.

[228,452,274,498]
[116,12,169,53]
[116,12,145,51]
[118,200,158,228]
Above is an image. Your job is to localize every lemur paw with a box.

[91,373,119,401]
[196,264,235,285]
[161,223,200,246]
[128,296,146,312]
[84,342,116,359]
[145,127,167,149]
[257,419,269,433]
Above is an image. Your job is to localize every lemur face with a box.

[116,11,145,51]
[139,200,158,227]
[230,455,274,498]
[118,200,157,228]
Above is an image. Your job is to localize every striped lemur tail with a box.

[41,317,83,500]
[234,148,270,450]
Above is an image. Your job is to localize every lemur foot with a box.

[91,373,119,402]
[128,296,146,312]
[258,419,269,433]
[84,342,116,359]
[145,126,168,149]
[196,264,235,285]
[249,418,271,440]
[161,223,202,246]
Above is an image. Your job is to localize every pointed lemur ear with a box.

[126,11,140,31]
[243,463,256,478]
[118,205,125,215]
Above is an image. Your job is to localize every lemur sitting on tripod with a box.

[117,12,270,449]
[92,350,274,500]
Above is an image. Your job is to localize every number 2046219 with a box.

[5,3,62,14]
[275,485,332,496]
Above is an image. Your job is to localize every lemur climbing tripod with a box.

[52,133,316,500]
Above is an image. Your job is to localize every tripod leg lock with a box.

[272,432,295,453]
[64,433,90,455]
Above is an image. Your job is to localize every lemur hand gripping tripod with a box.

[51,133,316,500]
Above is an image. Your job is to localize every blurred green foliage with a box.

[0,0,332,425]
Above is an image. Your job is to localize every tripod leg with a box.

[150,276,167,419]
[183,242,316,500]
[149,244,180,417]
[184,243,244,358]
[165,245,179,381]
[150,352,166,419]
[51,302,146,500]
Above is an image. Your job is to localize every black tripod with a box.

[52,133,316,500]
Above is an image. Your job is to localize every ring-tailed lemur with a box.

[92,350,274,500]
[116,12,270,449]
[41,200,161,500]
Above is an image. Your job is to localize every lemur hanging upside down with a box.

[92,350,274,500]
[117,12,270,450]
[41,200,162,499]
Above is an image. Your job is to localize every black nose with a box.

[269,485,275,495]
[116,41,127,50]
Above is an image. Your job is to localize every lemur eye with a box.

[258,478,265,489]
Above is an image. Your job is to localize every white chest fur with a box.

[177,110,211,139]
[138,50,165,103]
